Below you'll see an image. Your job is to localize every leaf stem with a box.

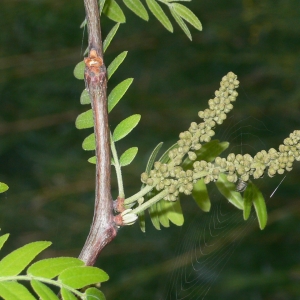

[110,132,125,198]
[124,183,157,205]
[130,189,169,215]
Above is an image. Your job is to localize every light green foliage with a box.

[123,0,149,20]
[103,0,126,23]
[112,114,141,142]
[103,23,121,53]
[75,109,93,130]
[0,182,8,194]
[107,51,128,79]
[73,61,85,80]
[0,235,108,300]
[192,178,210,212]
[120,147,138,166]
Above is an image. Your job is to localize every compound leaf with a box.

[108,78,134,113]
[146,0,173,32]
[0,241,51,276]
[58,266,109,289]
[112,114,141,142]
[27,257,84,279]
[120,147,138,166]
[123,0,149,20]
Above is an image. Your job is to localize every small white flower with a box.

[121,209,138,226]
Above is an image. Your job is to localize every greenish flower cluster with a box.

[140,71,300,201]
[141,72,240,200]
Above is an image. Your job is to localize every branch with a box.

[79,0,117,266]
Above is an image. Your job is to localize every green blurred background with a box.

[1,0,300,299]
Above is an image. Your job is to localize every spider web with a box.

[161,102,275,299]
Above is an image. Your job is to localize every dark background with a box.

[1,0,300,299]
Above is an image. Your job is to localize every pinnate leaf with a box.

[0,281,36,300]
[27,257,84,279]
[31,280,59,300]
[0,241,51,276]
[107,51,128,80]
[80,89,91,105]
[192,178,211,212]
[172,3,202,30]
[75,109,93,130]
[103,0,126,23]
[0,234,9,251]
[112,114,141,142]
[0,182,9,193]
[82,133,95,151]
[85,287,106,300]
[146,0,173,32]
[73,61,85,80]
[120,147,138,166]
[215,173,244,210]
[123,0,149,21]
[103,23,121,53]
[170,8,191,40]
[58,266,109,289]
[108,78,134,113]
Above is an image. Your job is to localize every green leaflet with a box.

[243,184,253,221]
[108,78,134,113]
[149,201,160,230]
[80,89,91,105]
[0,241,51,277]
[88,156,96,164]
[145,142,163,175]
[170,8,191,40]
[103,0,126,23]
[85,287,106,300]
[138,210,146,233]
[73,61,85,80]
[112,114,141,142]
[171,3,202,30]
[146,0,173,32]
[159,142,178,164]
[0,281,36,300]
[27,257,84,279]
[250,182,268,230]
[103,23,121,53]
[119,147,138,166]
[0,234,9,251]
[192,178,211,212]
[31,280,59,300]
[58,266,109,289]
[164,199,184,226]
[157,200,170,228]
[82,133,95,151]
[107,51,128,80]
[0,182,9,193]
[61,288,78,300]
[75,109,93,130]
[123,0,149,20]
[215,173,244,210]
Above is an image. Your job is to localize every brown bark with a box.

[79,0,117,266]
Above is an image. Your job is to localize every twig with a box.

[79,0,117,266]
